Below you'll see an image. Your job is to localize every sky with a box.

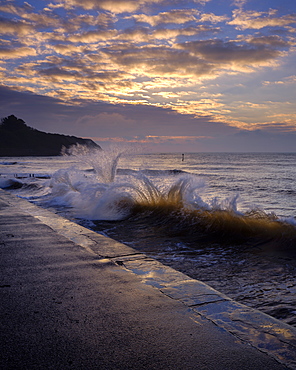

[0,0,295,152]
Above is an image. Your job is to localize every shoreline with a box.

[1,188,296,368]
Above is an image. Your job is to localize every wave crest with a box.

[36,146,296,250]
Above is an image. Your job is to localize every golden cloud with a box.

[164,98,225,117]
[51,0,210,13]
[68,29,117,43]
[0,0,295,137]
[51,0,161,13]
[154,25,215,38]
[132,9,199,26]
[211,99,296,131]
[92,135,212,144]
[113,25,219,44]
[0,46,37,58]
[102,45,214,78]
[199,13,229,23]
[0,3,26,16]
[229,9,296,30]
[245,35,292,48]
[0,19,34,36]
[263,75,296,86]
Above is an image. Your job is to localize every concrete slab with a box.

[0,189,295,369]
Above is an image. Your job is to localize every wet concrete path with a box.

[0,189,295,369]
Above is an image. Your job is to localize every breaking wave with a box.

[2,148,296,326]
[33,145,296,251]
[0,177,23,189]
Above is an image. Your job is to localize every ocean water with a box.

[1,148,296,327]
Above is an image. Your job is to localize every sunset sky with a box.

[0,0,295,152]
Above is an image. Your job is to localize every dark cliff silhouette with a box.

[0,115,100,156]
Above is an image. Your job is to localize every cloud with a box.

[20,12,61,29]
[52,43,87,55]
[0,46,37,59]
[213,97,296,132]
[246,35,292,48]
[263,75,296,86]
[153,25,220,38]
[231,0,247,8]
[38,66,82,81]
[2,83,296,152]
[0,3,27,16]
[164,98,225,117]
[178,39,282,68]
[0,18,34,36]
[107,135,213,144]
[0,4,62,31]
[102,45,214,78]
[132,9,199,26]
[0,0,295,151]
[0,83,224,137]
[199,13,229,24]
[113,24,220,44]
[70,12,115,29]
[51,0,209,14]
[67,29,117,43]
[51,0,161,13]
[229,9,296,30]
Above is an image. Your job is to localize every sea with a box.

[1,148,296,327]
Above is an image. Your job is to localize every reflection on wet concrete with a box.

[92,214,296,328]
[118,256,296,369]
[1,188,296,369]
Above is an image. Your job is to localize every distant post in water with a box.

[182,153,184,162]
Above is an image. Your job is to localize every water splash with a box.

[3,152,296,328]
[34,146,296,249]
[62,143,135,183]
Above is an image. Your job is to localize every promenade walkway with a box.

[1,189,295,369]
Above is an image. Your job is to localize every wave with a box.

[0,161,18,166]
[127,203,296,251]
[37,145,295,252]
[138,169,188,176]
[4,149,296,328]
[3,145,295,252]
[0,178,23,189]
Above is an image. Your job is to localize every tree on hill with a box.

[0,115,100,156]
[1,115,31,131]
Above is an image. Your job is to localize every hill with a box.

[0,115,100,156]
